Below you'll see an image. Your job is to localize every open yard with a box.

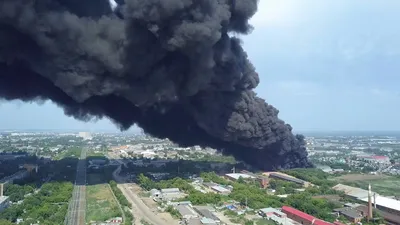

[335,174,400,196]
[86,183,122,223]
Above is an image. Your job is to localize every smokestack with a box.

[0,0,312,170]
[0,183,3,197]
[368,184,373,221]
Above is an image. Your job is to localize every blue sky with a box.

[1,0,399,132]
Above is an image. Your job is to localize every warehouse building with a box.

[333,207,364,223]
[264,172,311,187]
[282,206,332,225]
[160,188,185,201]
[225,173,256,181]
[332,184,374,199]
[333,184,400,216]
[258,208,301,225]
[359,195,400,216]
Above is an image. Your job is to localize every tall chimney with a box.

[368,184,373,221]
[0,183,3,197]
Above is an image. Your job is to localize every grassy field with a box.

[54,147,82,160]
[86,182,122,223]
[335,174,400,196]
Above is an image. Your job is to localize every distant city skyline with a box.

[1,0,400,132]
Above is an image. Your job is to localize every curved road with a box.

[113,165,170,225]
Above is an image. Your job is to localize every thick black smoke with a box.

[0,0,312,170]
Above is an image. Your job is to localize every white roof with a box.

[210,185,230,193]
[332,184,375,199]
[225,173,256,180]
[161,188,180,193]
[360,195,400,212]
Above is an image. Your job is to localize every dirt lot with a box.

[335,174,388,181]
[133,185,178,225]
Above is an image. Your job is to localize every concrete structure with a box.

[0,196,10,212]
[367,184,373,221]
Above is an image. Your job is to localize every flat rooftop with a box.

[360,195,400,212]
[225,173,256,180]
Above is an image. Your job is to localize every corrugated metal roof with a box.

[332,184,371,199]
[270,173,306,184]
[176,205,198,217]
[360,195,400,212]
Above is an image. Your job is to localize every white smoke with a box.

[108,0,118,11]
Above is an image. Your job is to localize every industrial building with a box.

[332,184,375,200]
[359,195,400,216]
[225,173,256,181]
[202,182,231,195]
[258,208,300,225]
[281,206,332,225]
[333,184,400,216]
[193,206,220,223]
[160,188,185,201]
[264,172,310,187]
[175,204,199,220]
[333,207,364,223]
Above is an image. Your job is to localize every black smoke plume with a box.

[0,0,312,170]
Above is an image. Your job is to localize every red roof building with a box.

[281,206,333,225]
[314,220,333,225]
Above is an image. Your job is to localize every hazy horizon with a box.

[1,0,399,132]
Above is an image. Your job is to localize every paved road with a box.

[113,165,170,225]
[65,149,87,225]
